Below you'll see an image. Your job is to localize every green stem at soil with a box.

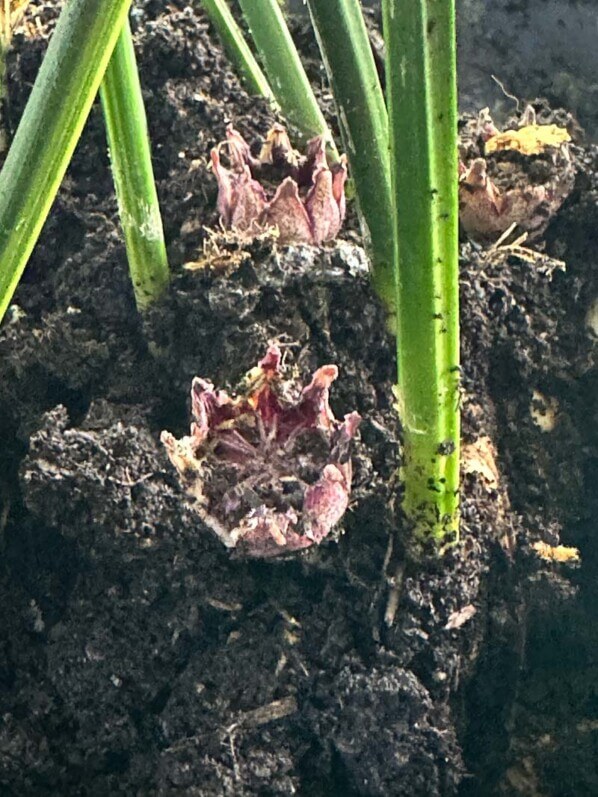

[382,0,461,545]
[201,0,277,104]
[305,0,395,315]
[100,17,169,311]
[0,0,133,325]
[236,0,336,154]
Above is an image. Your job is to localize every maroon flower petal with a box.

[265,177,314,244]
[305,167,342,245]
[275,364,338,443]
[258,344,282,374]
[191,378,237,442]
[304,153,348,245]
[210,149,235,226]
[224,123,259,170]
[229,166,268,232]
[303,463,350,543]
[332,156,348,220]
[210,148,266,232]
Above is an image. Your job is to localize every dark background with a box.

[291,0,598,138]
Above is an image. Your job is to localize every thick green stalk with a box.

[306,0,394,313]
[100,18,169,311]
[0,0,132,324]
[236,0,333,147]
[201,0,277,103]
[383,0,460,544]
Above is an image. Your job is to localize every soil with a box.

[1,2,598,795]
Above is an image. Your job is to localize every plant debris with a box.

[444,604,477,630]
[183,224,278,273]
[484,124,571,156]
[532,541,580,564]
[0,0,33,43]
[161,345,361,558]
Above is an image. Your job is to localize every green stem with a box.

[306,0,394,314]
[201,0,277,103]
[100,17,169,311]
[383,0,460,545]
[236,0,334,150]
[0,0,133,324]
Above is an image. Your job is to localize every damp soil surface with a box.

[1,3,598,795]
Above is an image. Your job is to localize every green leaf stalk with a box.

[383,0,461,545]
[100,17,169,311]
[306,0,395,313]
[237,0,335,151]
[0,0,133,324]
[201,0,277,103]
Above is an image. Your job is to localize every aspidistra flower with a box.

[210,125,348,245]
[161,346,361,558]
[458,107,575,241]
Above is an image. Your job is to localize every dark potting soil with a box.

[1,2,597,795]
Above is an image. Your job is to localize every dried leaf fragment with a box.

[444,604,477,630]
[530,390,559,433]
[462,436,500,489]
[485,124,571,156]
[0,0,32,42]
[183,225,278,273]
[532,541,580,564]
[258,123,299,168]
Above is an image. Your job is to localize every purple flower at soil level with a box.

[161,346,361,558]
[458,106,574,241]
[210,124,348,245]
